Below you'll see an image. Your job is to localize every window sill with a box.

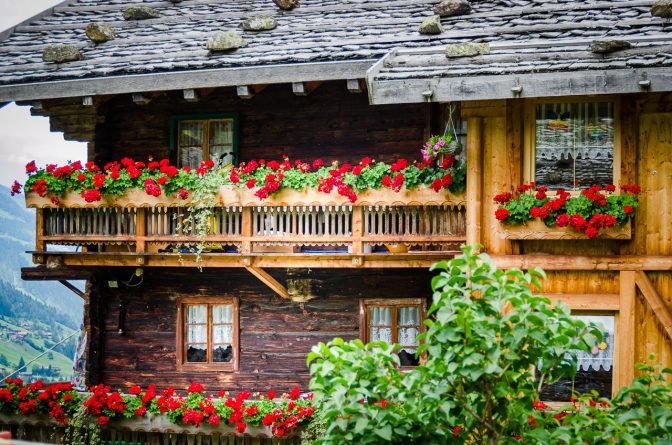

[177,363,237,372]
[500,219,632,241]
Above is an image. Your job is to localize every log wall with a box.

[93,81,427,165]
[89,268,433,392]
[465,93,672,387]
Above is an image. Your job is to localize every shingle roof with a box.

[0,0,669,101]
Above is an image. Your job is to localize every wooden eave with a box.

[0,60,374,103]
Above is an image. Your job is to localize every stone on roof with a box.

[206,32,248,52]
[445,42,490,57]
[42,45,82,63]
[85,23,116,43]
[273,0,300,10]
[240,16,278,32]
[434,0,471,17]
[419,15,444,35]
[123,6,160,21]
[651,0,672,17]
[591,39,632,54]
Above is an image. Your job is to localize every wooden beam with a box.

[131,93,151,105]
[58,280,85,299]
[236,85,267,99]
[0,60,374,102]
[244,266,290,299]
[292,81,321,96]
[346,78,366,93]
[616,271,636,391]
[369,67,672,105]
[21,266,91,281]
[488,254,672,271]
[635,271,672,341]
[466,117,483,246]
[546,293,619,311]
[182,89,199,102]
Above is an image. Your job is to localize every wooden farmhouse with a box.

[0,0,672,442]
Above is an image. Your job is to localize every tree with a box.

[17,356,25,370]
[0,353,9,367]
[307,245,596,444]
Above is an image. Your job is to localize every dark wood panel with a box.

[92,268,433,392]
[94,81,427,165]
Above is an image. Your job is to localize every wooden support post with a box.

[136,208,146,254]
[236,85,267,99]
[131,93,151,105]
[241,207,252,254]
[635,271,672,341]
[616,271,636,392]
[35,208,45,252]
[245,266,290,299]
[351,206,364,254]
[82,96,94,107]
[466,117,483,247]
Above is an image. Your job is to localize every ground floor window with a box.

[176,297,239,370]
[360,298,425,367]
[539,314,614,401]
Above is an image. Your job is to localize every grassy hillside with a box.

[0,185,83,381]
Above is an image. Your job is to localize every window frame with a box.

[359,298,427,367]
[169,113,240,167]
[523,97,621,192]
[176,296,239,371]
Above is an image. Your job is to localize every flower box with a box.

[500,219,632,240]
[25,186,466,209]
[0,413,291,438]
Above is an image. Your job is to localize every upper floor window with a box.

[171,115,238,169]
[526,100,618,190]
[176,297,239,370]
[360,298,425,367]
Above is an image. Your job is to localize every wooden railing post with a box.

[466,117,483,247]
[136,208,146,254]
[351,206,364,254]
[35,208,45,252]
[241,207,252,254]
[616,270,636,392]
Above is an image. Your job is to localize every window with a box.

[539,314,614,401]
[525,100,619,190]
[360,298,425,367]
[176,297,239,370]
[170,114,238,169]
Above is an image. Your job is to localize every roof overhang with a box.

[367,38,672,104]
[0,59,375,102]
[368,67,672,104]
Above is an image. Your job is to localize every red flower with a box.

[556,213,570,227]
[236,422,247,434]
[246,178,256,189]
[535,190,546,200]
[533,400,548,411]
[381,175,391,187]
[25,160,37,174]
[98,416,109,425]
[312,159,324,169]
[495,208,510,221]
[208,414,220,425]
[187,382,204,393]
[605,184,616,192]
[360,157,372,166]
[390,158,408,172]
[262,414,274,426]
[493,193,513,204]
[130,385,142,395]
[441,173,452,188]
[157,176,168,185]
[178,188,189,200]
[624,205,634,214]
[585,226,599,239]
[289,386,301,400]
[442,155,455,169]
[135,406,147,416]
[352,165,363,176]
[430,179,442,193]
[267,390,276,400]
[230,170,240,183]
[110,170,120,180]
[77,173,86,182]
[10,181,22,197]
[81,190,102,203]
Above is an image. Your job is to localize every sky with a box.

[0,0,87,187]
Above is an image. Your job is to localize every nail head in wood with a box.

[638,79,652,89]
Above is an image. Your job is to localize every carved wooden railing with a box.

[27,187,467,259]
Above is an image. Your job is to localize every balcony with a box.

[26,186,466,270]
